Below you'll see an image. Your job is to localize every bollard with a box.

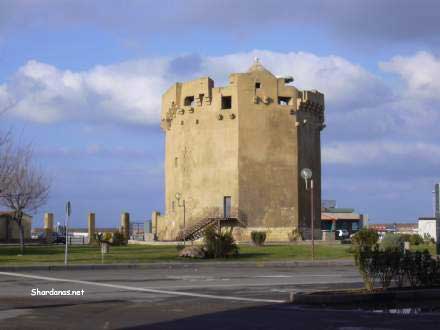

[88,213,96,244]
[43,213,54,242]
[120,212,130,240]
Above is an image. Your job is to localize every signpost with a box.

[64,201,71,265]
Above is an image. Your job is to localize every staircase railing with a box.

[176,217,240,241]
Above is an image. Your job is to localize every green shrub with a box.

[375,249,401,289]
[97,232,112,242]
[354,247,440,291]
[203,226,239,258]
[355,246,377,291]
[380,233,403,252]
[111,231,127,246]
[409,234,424,246]
[251,231,267,246]
[399,233,411,242]
[288,228,302,242]
[423,233,436,245]
[352,228,379,250]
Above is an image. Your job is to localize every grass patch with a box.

[0,244,354,266]
[410,243,436,255]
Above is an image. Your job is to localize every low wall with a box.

[232,226,323,242]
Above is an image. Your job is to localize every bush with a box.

[355,246,378,291]
[375,249,401,289]
[409,234,424,246]
[399,233,411,242]
[423,233,436,244]
[251,231,267,246]
[352,228,379,250]
[288,228,302,242]
[111,231,127,246]
[380,233,403,252]
[354,247,440,291]
[203,227,239,258]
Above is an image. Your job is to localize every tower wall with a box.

[160,78,239,240]
[233,71,301,241]
[296,91,325,239]
[157,64,325,241]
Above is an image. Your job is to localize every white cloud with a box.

[0,50,387,125]
[380,51,440,101]
[2,59,169,125]
[323,141,440,165]
[204,50,388,109]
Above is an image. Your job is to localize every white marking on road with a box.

[0,272,285,304]
[254,274,348,278]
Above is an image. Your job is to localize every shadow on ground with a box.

[125,303,440,330]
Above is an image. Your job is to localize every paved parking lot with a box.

[1,263,440,329]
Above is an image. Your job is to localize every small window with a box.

[199,94,204,106]
[172,201,175,212]
[221,96,232,110]
[184,96,194,106]
[278,97,291,106]
[174,157,178,168]
[255,82,261,89]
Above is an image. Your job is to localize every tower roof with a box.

[247,57,274,76]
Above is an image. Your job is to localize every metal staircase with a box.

[176,217,240,241]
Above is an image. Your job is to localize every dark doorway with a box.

[223,196,231,218]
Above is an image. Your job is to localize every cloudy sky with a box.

[1,0,439,227]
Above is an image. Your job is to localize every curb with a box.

[290,287,440,305]
[0,259,355,272]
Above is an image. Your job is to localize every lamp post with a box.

[64,201,71,265]
[175,192,186,246]
[301,168,315,261]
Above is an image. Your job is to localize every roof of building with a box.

[419,217,437,220]
[322,213,337,220]
[321,212,360,220]
[369,223,418,231]
[322,208,355,213]
[247,58,275,76]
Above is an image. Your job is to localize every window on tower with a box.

[184,96,195,106]
[278,97,291,106]
[221,96,232,110]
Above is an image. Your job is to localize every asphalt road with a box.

[1,263,440,329]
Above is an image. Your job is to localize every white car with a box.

[336,229,349,239]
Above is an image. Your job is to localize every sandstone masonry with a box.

[153,60,325,242]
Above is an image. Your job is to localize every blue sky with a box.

[1,0,440,227]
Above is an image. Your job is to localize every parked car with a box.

[38,232,66,244]
[336,229,349,240]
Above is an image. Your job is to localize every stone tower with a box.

[154,60,325,241]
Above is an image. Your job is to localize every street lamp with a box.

[301,168,315,261]
[175,192,186,246]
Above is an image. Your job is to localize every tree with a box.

[0,131,14,191]
[0,140,50,254]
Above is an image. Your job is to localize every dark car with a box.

[38,232,66,244]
